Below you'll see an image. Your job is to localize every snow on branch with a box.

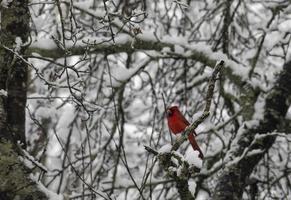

[28,32,244,86]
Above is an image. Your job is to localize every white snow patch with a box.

[188,179,197,197]
[171,156,180,167]
[161,47,171,54]
[285,105,291,120]
[174,45,185,54]
[35,106,57,121]
[0,0,12,8]
[105,58,150,87]
[15,37,22,52]
[21,149,48,172]
[208,136,224,155]
[252,96,265,121]
[246,149,264,157]
[176,166,183,176]
[196,189,210,200]
[264,32,282,50]
[185,150,202,168]
[31,38,57,50]
[278,19,291,32]
[56,104,75,133]
[0,89,7,97]
[158,144,172,153]
[31,175,63,200]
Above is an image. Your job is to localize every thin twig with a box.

[162,92,173,143]
[144,145,158,156]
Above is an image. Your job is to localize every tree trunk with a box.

[212,61,291,199]
[0,1,47,199]
[0,0,29,146]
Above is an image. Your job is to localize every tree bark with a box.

[0,1,48,199]
[0,142,47,199]
[212,61,291,199]
[0,0,29,146]
[176,179,195,200]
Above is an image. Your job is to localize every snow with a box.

[15,37,22,52]
[176,165,183,176]
[32,32,133,53]
[264,32,282,50]
[105,57,151,87]
[207,136,224,156]
[143,31,249,81]
[31,38,57,50]
[171,156,180,167]
[185,150,202,168]
[161,47,171,54]
[252,96,266,121]
[188,179,197,197]
[114,174,134,189]
[35,106,57,121]
[0,89,7,97]
[246,149,264,157]
[285,106,291,120]
[174,44,185,54]
[278,19,291,32]
[0,0,12,8]
[196,190,210,200]
[158,144,172,153]
[31,175,63,200]
[173,0,189,8]
[21,149,48,172]
[56,103,76,133]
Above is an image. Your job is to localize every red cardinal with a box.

[166,106,204,159]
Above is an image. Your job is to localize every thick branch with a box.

[27,35,245,91]
[212,60,291,199]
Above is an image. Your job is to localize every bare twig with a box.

[144,145,158,156]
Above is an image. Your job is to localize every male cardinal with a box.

[166,106,204,159]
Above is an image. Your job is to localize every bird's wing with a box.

[177,109,190,126]
[177,110,198,136]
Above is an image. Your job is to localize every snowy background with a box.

[24,0,291,199]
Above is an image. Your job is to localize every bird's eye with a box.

[166,109,172,117]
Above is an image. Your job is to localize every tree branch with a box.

[212,60,291,199]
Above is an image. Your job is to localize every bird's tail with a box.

[188,133,204,159]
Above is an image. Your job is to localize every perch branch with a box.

[172,60,224,151]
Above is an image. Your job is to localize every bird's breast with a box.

[167,117,187,134]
